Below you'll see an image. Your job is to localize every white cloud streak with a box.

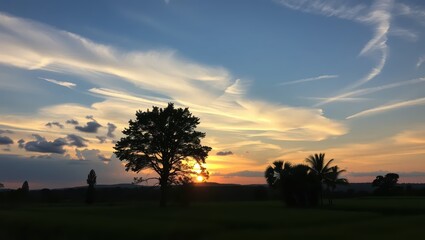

[389,27,418,42]
[276,0,395,101]
[40,77,76,89]
[279,75,338,86]
[315,77,425,106]
[346,0,392,90]
[303,97,370,103]
[274,0,367,20]
[396,3,425,25]
[346,97,425,119]
[417,56,425,68]
[346,46,387,90]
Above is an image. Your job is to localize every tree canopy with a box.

[87,169,97,187]
[114,103,211,207]
[86,169,96,204]
[21,180,29,193]
[372,173,399,195]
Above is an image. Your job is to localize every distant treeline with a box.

[1,183,425,205]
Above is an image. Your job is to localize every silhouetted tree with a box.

[86,169,96,204]
[324,166,348,205]
[265,161,319,207]
[21,180,29,193]
[305,153,335,205]
[114,103,211,207]
[372,175,384,186]
[0,183,4,188]
[372,173,399,195]
[16,180,30,202]
[265,161,287,188]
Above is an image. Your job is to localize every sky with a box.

[0,0,425,189]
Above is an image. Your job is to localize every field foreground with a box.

[1,197,424,240]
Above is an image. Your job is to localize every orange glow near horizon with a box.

[196,175,204,182]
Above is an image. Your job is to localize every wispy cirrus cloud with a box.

[39,77,76,89]
[393,129,425,144]
[303,97,370,103]
[417,56,425,68]
[279,75,338,86]
[315,77,425,106]
[389,27,418,42]
[396,3,425,25]
[346,97,425,119]
[346,0,392,90]
[274,0,368,20]
[276,0,394,102]
[0,12,347,155]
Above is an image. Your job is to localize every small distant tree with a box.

[16,180,30,202]
[114,103,211,207]
[21,180,29,193]
[372,173,399,195]
[0,183,4,188]
[86,169,96,204]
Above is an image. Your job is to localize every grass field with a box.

[1,197,424,240]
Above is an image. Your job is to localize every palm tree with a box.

[265,161,320,207]
[265,160,292,188]
[324,166,348,205]
[305,153,335,205]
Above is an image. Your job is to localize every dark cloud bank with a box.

[24,134,67,154]
[66,119,79,125]
[216,151,233,156]
[66,134,88,148]
[45,121,64,129]
[75,121,102,133]
[0,135,14,145]
[107,122,117,138]
[21,134,88,154]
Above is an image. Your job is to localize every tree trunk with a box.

[159,161,170,207]
[159,169,169,207]
[86,185,95,205]
[160,183,168,207]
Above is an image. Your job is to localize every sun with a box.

[196,175,204,182]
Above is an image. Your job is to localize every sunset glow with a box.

[196,176,204,182]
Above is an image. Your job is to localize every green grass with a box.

[1,198,424,240]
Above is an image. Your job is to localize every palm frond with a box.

[323,158,335,171]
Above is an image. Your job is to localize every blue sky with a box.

[0,0,425,188]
